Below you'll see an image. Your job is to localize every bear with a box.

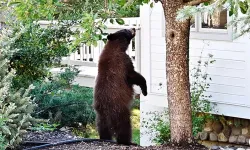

[93,28,147,145]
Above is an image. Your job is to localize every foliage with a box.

[132,128,140,145]
[141,110,170,145]
[56,0,139,20]
[141,53,216,145]
[0,118,7,150]
[29,67,95,127]
[72,124,98,139]
[190,52,216,136]
[0,0,138,47]
[0,22,76,90]
[131,109,140,145]
[29,123,60,132]
[176,0,250,38]
[0,55,41,149]
[131,98,140,109]
[0,0,62,22]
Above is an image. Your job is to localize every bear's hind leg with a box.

[112,109,133,145]
[96,114,112,140]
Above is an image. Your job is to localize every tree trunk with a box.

[162,0,193,144]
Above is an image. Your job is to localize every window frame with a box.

[162,10,233,41]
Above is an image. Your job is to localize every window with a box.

[162,7,233,41]
[190,7,232,41]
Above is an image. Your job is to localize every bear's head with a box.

[107,28,136,50]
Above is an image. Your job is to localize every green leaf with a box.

[110,18,114,24]
[204,2,210,6]
[7,1,21,7]
[1,126,11,135]
[115,18,125,25]
[150,2,154,8]
[239,1,248,14]
[229,9,234,16]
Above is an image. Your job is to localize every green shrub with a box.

[0,22,75,90]
[131,98,140,109]
[0,55,41,149]
[142,53,216,145]
[29,67,95,127]
[0,118,7,150]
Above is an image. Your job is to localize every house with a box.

[139,2,250,146]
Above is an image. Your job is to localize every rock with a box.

[237,135,246,144]
[204,126,213,132]
[194,132,200,140]
[218,132,228,142]
[205,120,214,132]
[210,132,218,141]
[212,121,223,134]
[60,127,67,131]
[242,119,249,127]
[234,118,241,127]
[236,148,246,150]
[210,145,220,150]
[222,126,232,138]
[229,135,238,143]
[246,138,250,145]
[242,128,249,135]
[200,131,208,140]
[232,127,242,136]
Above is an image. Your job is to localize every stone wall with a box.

[196,115,250,146]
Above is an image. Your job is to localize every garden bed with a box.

[37,141,208,150]
[19,130,208,150]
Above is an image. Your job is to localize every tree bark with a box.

[162,0,193,144]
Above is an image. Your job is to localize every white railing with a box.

[38,17,141,72]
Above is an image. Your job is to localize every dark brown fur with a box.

[93,28,147,145]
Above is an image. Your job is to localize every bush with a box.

[0,55,41,149]
[0,118,7,150]
[0,23,74,90]
[29,67,95,127]
[131,98,140,109]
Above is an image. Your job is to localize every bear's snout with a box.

[129,28,136,36]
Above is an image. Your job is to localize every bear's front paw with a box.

[142,90,147,96]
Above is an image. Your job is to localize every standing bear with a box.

[93,28,147,145]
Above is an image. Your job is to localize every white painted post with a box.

[135,29,141,73]
[80,44,84,61]
[127,40,133,57]
[93,42,101,63]
[139,3,154,147]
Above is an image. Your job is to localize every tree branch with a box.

[154,0,163,4]
[185,0,210,6]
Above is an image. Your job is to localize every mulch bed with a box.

[39,141,209,150]
[19,130,209,150]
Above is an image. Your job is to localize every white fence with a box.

[38,17,141,72]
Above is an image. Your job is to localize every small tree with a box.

[0,55,41,149]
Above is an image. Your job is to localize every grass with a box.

[131,109,140,145]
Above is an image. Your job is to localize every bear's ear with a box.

[107,33,116,41]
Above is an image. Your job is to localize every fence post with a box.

[135,29,141,73]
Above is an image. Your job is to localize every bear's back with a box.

[94,46,134,108]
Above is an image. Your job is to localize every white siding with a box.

[140,2,250,120]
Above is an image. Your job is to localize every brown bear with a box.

[93,28,147,145]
